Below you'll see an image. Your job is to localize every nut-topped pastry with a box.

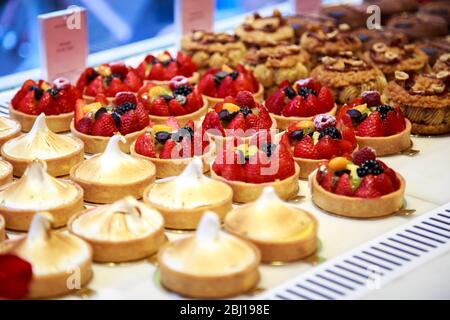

[0,116,21,148]
[310,54,387,104]
[433,53,450,73]
[70,135,156,204]
[181,31,246,71]
[158,212,260,298]
[1,113,84,177]
[320,4,367,28]
[286,13,336,44]
[0,213,93,299]
[418,1,450,31]
[225,187,318,262]
[350,27,408,51]
[143,158,233,230]
[385,71,450,135]
[363,0,418,18]
[235,9,294,47]
[68,196,165,262]
[363,43,429,80]
[387,13,448,41]
[0,160,84,231]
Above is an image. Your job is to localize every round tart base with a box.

[83,95,114,104]
[158,241,261,299]
[0,215,5,242]
[311,173,406,218]
[9,104,73,133]
[0,181,85,231]
[0,160,13,186]
[70,121,147,154]
[0,120,21,148]
[356,120,412,156]
[270,104,337,130]
[148,96,208,127]
[211,163,300,203]
[204,83,264,108]
[68,210,166,263]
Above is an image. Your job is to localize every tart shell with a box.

[82,95,115,104]
[211,163,300,203]
[0,160,13,186]
[148,96,208,127]
[0,118,21,147]
[203,83,264,108]
[9,104,73,133]
[270,104,338,130]
[311,172,406,218]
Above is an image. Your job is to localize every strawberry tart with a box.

[337,90,412,155]
[71,92,149,154]
[10,78,81,132]
[311,148,405,218]
[265,78,337,130]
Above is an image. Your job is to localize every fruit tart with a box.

[337,90,412,155]
[68,196,165,263]
[0,116,21,147]
[71,92,149,154]
[158,212,260,298]
[310,54,387,104]
[137,81,207,126]
[136,51,198,85]
[312,150,405,218]
[0,160,84,231]
[131,117,213,178]
[211,134,300,203]
[285,115,357,179]
[0,160,13,186]
[385,71,450,135]
[265,78,337,130]
[1,113,84,177]
[225,187,318,263]
[0,213,92,299]
[433,53,450,74]
[76,62,142,102]
[10,78,81,132]
[143,158,233,230]
[363,43,429,80]
[70,135,156,204]
[197,64,263,107]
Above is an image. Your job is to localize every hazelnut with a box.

[373,42,387,53]
[385,51,399,61]
[333,60,346,71]
[395,71,409,81]
[436,70,449,79]
[347,59,364,67]
[326,30,339,40]
[439,53,450,62]
[404,44,415,52]
[338,23,350,32]
[431,83,445,94]
[192,31,204,41]
[339,51,353,57]
[321,56,337,65]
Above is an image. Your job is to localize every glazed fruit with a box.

[11,78,81,115]
[138,82,203,116]
[265,78,335,117]
[197,64,259,98]
[74,92,149,137]
[136,51,197,81]
[76,62,142,98]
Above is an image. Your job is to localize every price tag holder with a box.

[292,0,321,14]
[175,0,215,37]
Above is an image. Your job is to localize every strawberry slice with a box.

[317,86,334,113]
[355,176,381,198]
[320,170,335,192]
[85,76,105,97]
[301,94,321,117]
[135,133,156,158]
[383,110,406,136]
[149,63,165,81]
[159,140,178,159]
[226,113,246,134]
[315,136,339,159]
[150,97,170,116]
[114,92,137,106]
[217,76,237,98]
[275,143,296,180]
[265,89,286,115]
[282,96,303,117]
[355,111,384,137]
[374,173,395,195]
[168,99,187,116]
[246,151,273,183]
[134,102,149,129]
[256,105,272,130]
[75,117,93,135]
[197,74,216,97]
[335,173,354,196]
[91,113,117,137]
[246,113,258,130]
[202,111,225,136]
[107,78,128,97]
[293,135,319,159]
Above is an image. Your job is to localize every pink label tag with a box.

[175,0,215,35]
[38,6,88,83]
[294,0,321,14]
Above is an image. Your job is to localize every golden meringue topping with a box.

[71,196,164,242]
[0,116,20,137]
[72,135,155,184]
[0,161,80,211]
[145,158,232,210]
[160,212,257,276]
[10,213,91,276]
[2,114,82,160]
[225,187,315,243]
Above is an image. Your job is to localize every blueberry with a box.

[335,169,351,177]
[284,86,297,99]
[47,88,60,99]
[33,87,44,101]
[218,109,231,121]
[229,71,239,80]
[347,109,362,119]
[111,112,121,127]
[161,94,173,102]
[289,129,304,141]
[357,113,368,123]
[239,107,252,117]
[319,126,342,140]
[95,107,108,120]
[155,131,171,144]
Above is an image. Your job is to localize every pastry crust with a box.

[82,95,115,104]
[70,121,147,154]
[0,215,5,242]
[148,96,208,127]
[158,240,261,298]
[311,172,406,218]
[146,72,199,87]
[211,163,300,203]
[204,83,264,108]
[0,117,21,147]
[0,160,13,186]
[271,103,337,130]
[8,104,73,133]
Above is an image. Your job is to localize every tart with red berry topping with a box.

[197,64,263,107]
[71,92,149,154]
[0,116,21,147]
[337,90,412,155]
[210,136,300,203]
[265,78,337,130]
[286,115,357,179]
[137,82,207,127]
[131,117,214,178]
[76,62,142,103]
[10,78,81,132]
[311,149,405,218]
[136,51,198,85]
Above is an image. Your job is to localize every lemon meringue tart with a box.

[0,116,21,147]
[224,187,318,263]
[0,213,93,299]
[158,212,260,298]
[143,158,233,230]
[0,160,84,231]
[0,159,13,186]
[0,215,5,242]
[68,196,165,263]
[70,135,156,204]
[1,113,84,177]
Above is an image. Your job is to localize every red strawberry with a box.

[226,113,246,134]
[12,80,36,108]
[339,123,357,146]
[355,112,384,137]
[75,117,93,135]
[202,111,225,136]
[150,97,170,116]
[337,139,354,155]
[91,113,117,137]
[317,86,334,113]
[164,61,179,80]
[114,92,137,106]
[235,91,255,108]
[134,103,149,129]
[75,99,86,123]
[159,140,177,159]
[395,106,406,126]
[301,94,321,117]
[110,62,128,77]
[217,76,237,98]
[179,137,194,158]
[275,143,296,180]
[149,63,165,81]
[119,110,138,135]
[219,151,246,182]
[374,173,395,195]
[256,105,272,130]
[282,96,303,117]
[383,110,405,136]
[0,254,33,300]
[352,147,376,165]
[246,151,273,183]
[355,176,381,198]
[123,70,142,92]
[185,92,201,113]
[265,89,286,115]
[320,170,335,192]
[246,113,258,130]
[235,64,258,92]
[38,91,54,115]
[177,51,197,77]
[85,76,105,97]
[376,160,400,190]
[95,94,109,106]
[54,90,72,114]
[168,99,187,116]
[135,133,156,158]
[294,135,319,159]
[107,77,128,97]
[315,136,339,159]
[197,74,216,97]
[335,173,354,196]
[17,90,38,115]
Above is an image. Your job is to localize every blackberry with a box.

[229,71,239,80]
[32,86,44,101]
[298,87,316,98]
[284,86,297,99]
[173,85,192,97]
[375,104,394,119]
[319,126,342,140]
[115,102,136,115]
[289,129,304,141]
[48,88,60,99]
[261,143,276,157]
[357,159,384,177]
[95,107,108,120]
[160,58,174,67]
[172,127,194,142]
[155,131,171,144]
[161,94,173,102]
[86,70,99,83]
[214,71,228,86]
[111,112,121,127]
[239,107,252,117]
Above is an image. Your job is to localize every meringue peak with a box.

[196,212,221,244]
[27,212,53,244]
